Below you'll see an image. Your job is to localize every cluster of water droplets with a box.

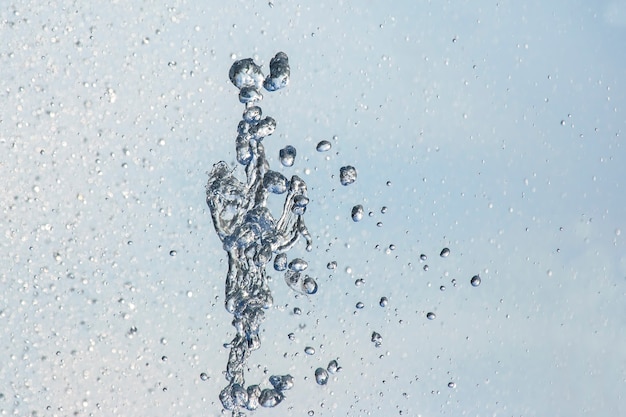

[206,53,316,416]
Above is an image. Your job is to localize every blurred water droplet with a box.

[448,381,456,388]
[293,307,302,315]
[304,346,316,355]
[279,145,296,167]
[339,165,357,186]
[379,297,388,307]
[420,254,427,261]
[351,205,364,222]
[356,301,364,309]
[200,372,209,381]
[326,261,337,270]
[169,250,177,257]
[426,312,436,320]
[327,359,339,373]
[315,367,329,385]
[440,247,450,257]
[316,140,332,152]
[288,258,308,271]
[471,275,481,287]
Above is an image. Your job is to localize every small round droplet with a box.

[315,367,329,385]
[316,140,332,152]
[470,275,481,287]
[326,261,337,270]
[293,307,302,315]
[304,346,316,355]
[448,381,456,388]
[426,312,436,320]
[440,247,450,257]
[274,253,288,271]
[200,372,209,381]
[339,165,357,186]
[420,254,427,261]
[279,145,296,167]
[351,205,364,222]
[379,297,388,307]
[169,250,177,257]
[355,301,364,309]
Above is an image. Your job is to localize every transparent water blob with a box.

[339,165,357,186]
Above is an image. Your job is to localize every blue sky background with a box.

[1,1,624,416]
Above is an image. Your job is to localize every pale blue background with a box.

[1,1,624,416]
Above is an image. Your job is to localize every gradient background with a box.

[1,1,624,416]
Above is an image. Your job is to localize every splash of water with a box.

[206,53,314,415]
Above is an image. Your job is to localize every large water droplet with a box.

[263,52,290,92]
[259,388,284,408]
[327,359,339,374]
[269,374,294,391]
[315,367,329,385]
[279,145,296,167]
[304,346,316,355]
[339,165,357,186]
[274,253,288,271]
[229,58,265,90]
[288,258,308,271]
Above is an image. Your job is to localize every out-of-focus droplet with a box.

[448,381,456,388]
[379,297,388,307]
[426,312,436,320]
[327,359,339,374]
[471,275,481,287]
[315,367,329,385]
[356,301,364,309]
[293,307,302,315]
[316,140,331,152]
[339,165,357,186]
[304,346,316,355]
[420,254,427,261]
[200,372,209,381]
[351,205,364,222]
[440,247,450,257]
[169,250,177,257]
[326,261,337,270]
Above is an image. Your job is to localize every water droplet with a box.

[316,140,332,152]
[263,52,290,92]
[315,367,329,385]
[200,372,209,381]
[288,258,308,271]
[339,165,357,186]
[423,264,429,271]
[259,388,284,408]
[371,331,382,347]
[440,247,450,257]
[351,205,364,222]
[293,307,302,315]
[169,250,177,257]
[269,374,294,391]
[243,106,262,123]
[354,278,365,286]
[288,332,295,341]
[327,359,339,373]
[274,253,288,271]
[302,276,318,294]
[229,58,265,90]
[448,381,456,388]
[379,297,388,307]
[470,275,481,287]
[263,171,289,194]
[356,301,364,309]
[426,312,436,320]
[304,346,316,355]
[279,145,296,167]
[326,261,337,270]
[420,254,427,261]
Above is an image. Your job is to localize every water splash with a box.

[206,53,313,415]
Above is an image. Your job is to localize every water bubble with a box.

[315,367,329,385]
[356,301,364,309]
[448,381,456,388]
[169,250,177,257]
[304,346,316,355]
[316,140,332,152]
[243,106,262,123]
[269,374,294,391]
[470,275,481,287]
[200,372,209,381]
[274,253,288,271]
[327,359,339,374]
[440,247,450,257]
[351,205,364,222]
[263,171,289,194]
[326,261,337,270]
[371,331,382,347]
[293,307,302,315]
[379,297,388,307]
[288,258,308,271]
[339,165,357,186]
[302,276,318,294]
[287,333,295,341]
[426,312,436,320]
[420,254,427,261]
[263,52,290,92]
[249,116,276,140]
[239,86,263,104]
[279,145,296,167]
[354,278,365,286]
